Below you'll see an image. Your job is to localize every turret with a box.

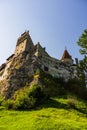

[61,49,73,65]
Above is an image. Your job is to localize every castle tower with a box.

[34,42,49,58]
[14,31,34,56]
[61,49,73,64]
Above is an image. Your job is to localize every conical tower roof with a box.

[61,49,72,60]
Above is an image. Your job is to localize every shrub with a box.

[40,70,66,96]
[12,83,47,110]
[13,95,36,110]
[0,83,47,110]
[67,96,77,109]
[29,84,46,99]
[0,95,4,106]
[65,78,87,100]
[2,99,13,109]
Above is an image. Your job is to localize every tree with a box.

[77,29,87,73]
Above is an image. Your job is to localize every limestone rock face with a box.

[0,31,78,99]
[0,52,36,98]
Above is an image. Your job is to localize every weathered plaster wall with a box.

[35,47,77,81]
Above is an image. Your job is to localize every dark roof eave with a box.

[6,54,14,61]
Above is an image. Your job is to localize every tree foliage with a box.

[77,29,87,55]
[77,29,87,73]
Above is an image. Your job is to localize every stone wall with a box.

[34,45,78,81]
[40,57,77,81]
[15,39,27,56]
[15,31,34,56]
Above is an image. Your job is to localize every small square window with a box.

[44,66,49,71]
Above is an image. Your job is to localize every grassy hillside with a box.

[0,96,87,130]
[0,71,87,129]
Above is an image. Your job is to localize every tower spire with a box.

[61,48,73,64]
[65,46,67,50]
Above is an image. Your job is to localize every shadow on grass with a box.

[75,107,87,115]
[39,98,67,109]
[38,98,87,115]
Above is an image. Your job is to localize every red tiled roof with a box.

[61,49,72,60]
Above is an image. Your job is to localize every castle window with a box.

[55,66,58,69]
[44,66,49,72]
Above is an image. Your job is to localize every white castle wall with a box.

[38,54,77,81]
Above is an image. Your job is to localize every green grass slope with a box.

[0,96,87,130]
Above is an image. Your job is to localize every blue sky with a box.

[0,0,87,64]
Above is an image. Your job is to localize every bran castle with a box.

[0,31,78,81]
[0,31,78,98]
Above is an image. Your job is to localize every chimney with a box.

[43,47,46,51]
[75,58,78,65]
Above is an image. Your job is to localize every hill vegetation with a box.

[0,70,87,109]
[0,70,87,129]
[0,96,87,130]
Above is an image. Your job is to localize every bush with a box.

[67,96,77,109]
[12,83,47,110]
[0,97,13,109]
[29,84,46,101]
[2,99,13,109]
[64,78,87,100]
[13,95,36,110]
[0,83,48,110]
[40,71,66,96]
[0,95,4,106]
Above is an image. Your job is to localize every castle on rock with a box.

[0,31,78,98]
